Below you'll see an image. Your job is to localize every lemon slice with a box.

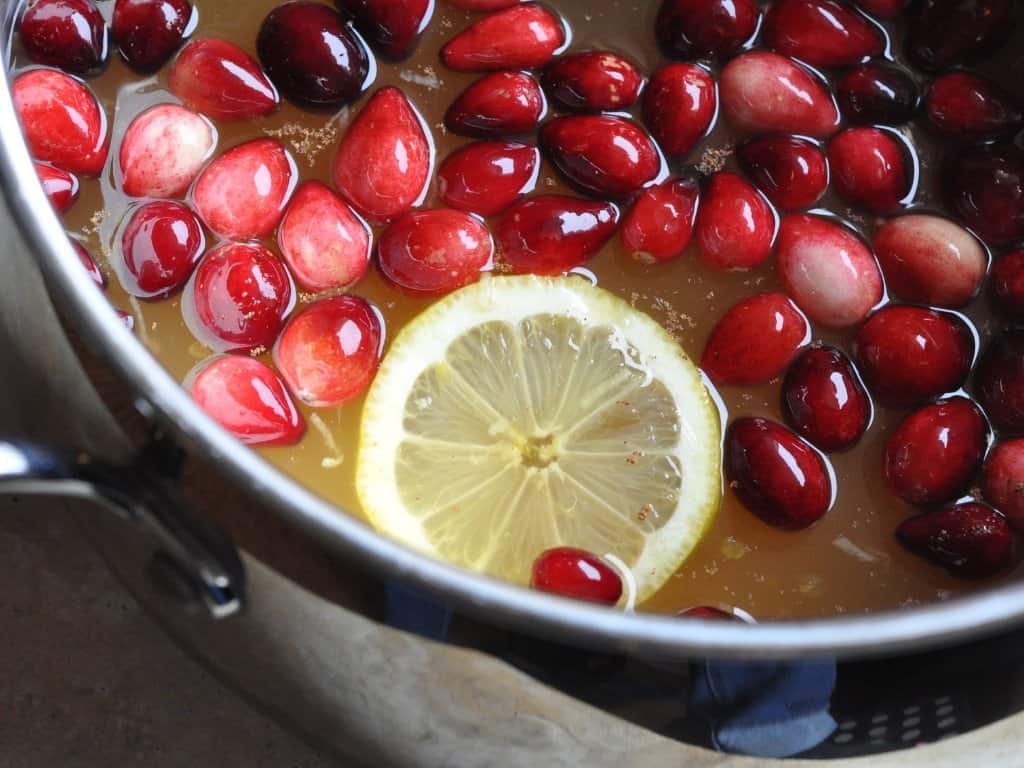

[357,274,721,602]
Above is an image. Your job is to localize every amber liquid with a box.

[20,0,1023,618]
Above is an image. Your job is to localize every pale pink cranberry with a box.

[119,104,216,199]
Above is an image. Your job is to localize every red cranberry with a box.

[335,0,432,61]
[737,136,828,212]
[72,239,105,288]
[118,201,204,299]
[991,252,1024,320]
[656,0,760,60]
[118,103,216,199]
[976,332,1024,434]
[907,0,1012,72]
[782,347,870,453]
[642,63,717,159]
[333,86,432,224]
[542,51,642,112]
[725,417,832,531]
[884,398,988,506]
[620,177,700,262]
[437,141,539,217]
[926,72,1022,140]
[496,195,619,275]
[531,547,623,605]
[185,243,294,354]
[946,143,1024,246]
[113,0,194,72]
[540,115,660,200]
[20,0,108,75]
[853,306,973,407]
[983,439,1024,531]
[447,0,520,7]
[694,172,775,271]
[274,296,383,407]
[257,2,368,109]
[35,162,78,213]
[873,215,987,309]
[378,209,493,295]
[827,128,910,215]
[445,71,545,137]
[679,606,738,620]
[169,38,279,120]
[189,356,305,447]
[701,293,808,386]
[835,63,919,126]
[897,503,1012,579]
[776,214,882,328]
[763,0,883,69]
[441,5,564,72]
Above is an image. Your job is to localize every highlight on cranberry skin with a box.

[530,547,623,606]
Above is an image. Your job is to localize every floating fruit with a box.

[113,0,194,71]
[119,103,216,199]
[118,201,205,299]
[827,127,910,215]
[620,178,700,262]
[737,136,827,212]
[531,548,623,605]
[763,0,884,69]
[445,71,545,137]
[169,38,279,120]
[642,63,716,159]
[782,347,870,453]
[441,4,564,71]
[835,63,918,125]
[897,503,1012,579]
[542,51,643,112]
[437,141,539,217]
[656,0,760,60]
[695,171,775,271]
[20,0,108,75]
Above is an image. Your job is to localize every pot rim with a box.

[4,18,1023,661]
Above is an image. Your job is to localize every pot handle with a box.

[0,438,245,619]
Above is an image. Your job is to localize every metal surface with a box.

[3,0,1024,660]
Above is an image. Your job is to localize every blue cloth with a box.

[384,583,453,641]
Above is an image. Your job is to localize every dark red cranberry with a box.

[782,347,870,453]
[72,239,105,288]
[113,0,194,72]
[702,293,809,386]
[620,177,700,262]
[884,398,988,506]
[531,547,623,605]
[897,503,1012,579]
[35,162,78,213]
[20,0,108,75]
[763,0,884,69]
[852,0,906,18]
[185,243,294,354]
[118,201,204,299]
[976,332,1024,434]
[257,2,369,109]
[827,127,910,215]
[946,143,1024,246]
[907,0,1013,72]
[438,141,539,217]
[725,417,832,531]
[542,51,643,112]
[642,63,716,159]
[991,252,1024,320]
[169,39,279,120]
[335,0,432,61]
[835,63,919,126]
[983,439,1024,531]
[737,136,828,211]
[445,71,545,137]
[656,0,760,60]
[853,306,973,407]
[926,72,1022,140]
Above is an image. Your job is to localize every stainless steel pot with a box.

[2,0,1023,664]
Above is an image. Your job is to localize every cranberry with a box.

[35,162,78,213]
[333,86,432,224]
[257,3,369,109]
[437,141,539,217]
[20,0,108,75]
[679,606,738,620]
[118,201,204,299]
[277,181,371,293]
[13,69,108,177]
[983,439,1024,531]
[725,417,832,530]
[531,547,623,605]
[884,398,988,506]
[946,143,1024,246]
[274,296,383,407]
[656,0,760,60]
[620,177,700,262]
[991,252,1024,320]
[118,103,216,199]
[775,214,882,328]
[702,293,809,386]
[852,0,906,18]
[763,0,883,69]
[694,171,775,271]
[113,0,194,72]
[642,63,717,159]
[542,51,643,113]
[496,195,619,275]
[782,347,870,453]
[72,239,105,288]
[827,128,910,215]
[737,136,828,212]
[853,306,973,407]
[441,5,564,72]
[378,209,493,295]
[873,215,987,309]
[976,332,1024,434]
[907,0,1012,72]
[190,356,305,447]
[897,503,1012,579]
[169,38,279,120]
[117,310,135,331]
[835,63,919,126]
[926,72,1022,140]
[335,0,432,61]
[192,138,296,241]
[445,71,545,137]
[720,52,840,137]
[447,0,520,7]
[540,115,660,200]
[185,243,294,354]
